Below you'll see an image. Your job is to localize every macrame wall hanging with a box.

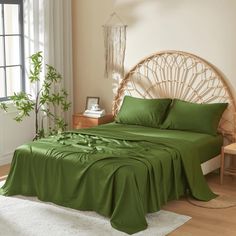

[103,12,127,78]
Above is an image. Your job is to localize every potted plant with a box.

[0,51,71,140]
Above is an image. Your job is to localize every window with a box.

[0,0,24,101]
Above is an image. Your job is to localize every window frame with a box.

[0,0,25,102]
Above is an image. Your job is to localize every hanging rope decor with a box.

[103,12,127,78]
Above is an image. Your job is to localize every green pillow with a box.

[161,99,228,135]
[115,96,172,128]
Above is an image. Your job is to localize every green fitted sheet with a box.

[101,123,222,163]
[0,122,219,234]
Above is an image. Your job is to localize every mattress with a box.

[102,122,223,163]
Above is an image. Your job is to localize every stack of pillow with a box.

[115,96,228,135]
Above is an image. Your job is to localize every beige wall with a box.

[72,0,236,113]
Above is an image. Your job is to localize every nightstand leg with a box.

[220,147,224,184]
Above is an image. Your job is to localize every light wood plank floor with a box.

[0,164,235,235]
[164,173,236,236]
[0,164,10,181]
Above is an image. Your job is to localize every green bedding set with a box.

[0,97,227,234]
[0,123,221,234]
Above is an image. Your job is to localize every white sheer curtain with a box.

[24,0,44,98]
[23,0,73,128]
[44,0,73,129]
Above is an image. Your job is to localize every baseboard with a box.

[0,152,13,166]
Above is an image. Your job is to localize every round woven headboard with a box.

[113,50,236,141]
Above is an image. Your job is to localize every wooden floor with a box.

[0,164,236,235]
[0,164,10,181]
[165,173,236,236]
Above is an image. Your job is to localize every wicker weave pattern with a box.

[113,51,236,141]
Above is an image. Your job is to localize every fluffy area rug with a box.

[0,183,191,236]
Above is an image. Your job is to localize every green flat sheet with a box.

[0,123,219,234]
[100,123,222,163]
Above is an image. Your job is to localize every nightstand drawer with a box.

[77,117,99,126]
[73,114,114,129]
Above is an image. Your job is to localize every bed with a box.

[1,51,236,235]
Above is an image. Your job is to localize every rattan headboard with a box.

[112,50,236,141]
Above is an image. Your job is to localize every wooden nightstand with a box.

[73,113,114,129]
[220,143,236,184]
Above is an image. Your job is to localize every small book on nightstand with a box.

[83,103,106,118]
[83,109,106,118]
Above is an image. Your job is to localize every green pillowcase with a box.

[115,96,172,128]
[161,99,228,135]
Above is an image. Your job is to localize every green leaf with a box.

[10,92,35,121]
[62,101,71,111]
[0,102,8,112]
[29,51,43,83]
[45,64,62,83]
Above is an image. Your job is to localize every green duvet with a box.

[0,123,219,234]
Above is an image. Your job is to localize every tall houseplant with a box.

[0,52,71,140]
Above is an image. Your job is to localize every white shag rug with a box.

[0,183,191,236]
